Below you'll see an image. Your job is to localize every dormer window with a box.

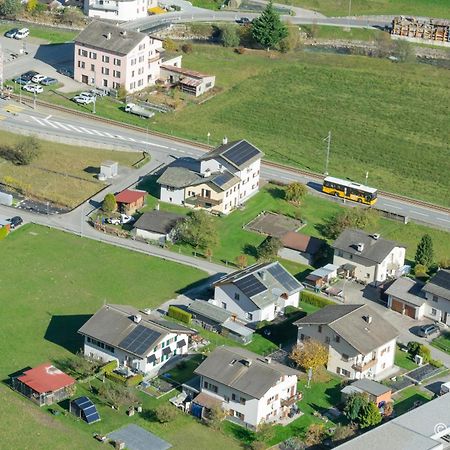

[234,293,240,300]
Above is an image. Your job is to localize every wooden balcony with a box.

[352,358,377,372]
[185,195,221,208]
[281,392,302,407]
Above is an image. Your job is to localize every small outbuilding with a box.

[279,232,325,265]
[160,65,215,97]
[132,210,184,244]
[341,379,392,407]
[70,396,101,424]
[115,189,147,215]
[11,363,76,406]
[100,161,118,179]
[304,264,339,289]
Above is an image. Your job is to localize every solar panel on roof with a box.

[213,171,234,187]
[118,325,161,356]
[267,264,300,292]
[223,141,260,167]
[235,274,267,298]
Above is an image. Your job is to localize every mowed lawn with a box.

[0,23,77,43]
[283,0,450,18]
[151,45,450,206]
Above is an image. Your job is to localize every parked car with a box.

[121,214,135,224]
[14,28,29,39]
[105,217,121,225]
[5,28,19,38]
[40,77,57,86]
[440,382,450,396]
[57,67,73,77]
[79,91,96,99]
[31,74,47,83]
[13,77,30,85]
[8,216,23,229]
[20,71,39,82]
[417,324,440,338]
[236,17,251,24]
[72,95,95,104]
[90,88,108,97]
[22,84,43,94]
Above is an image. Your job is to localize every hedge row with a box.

[168,305,191,324]
[105,371,143,387]
[301,290,334,308]
[98,360,118,374]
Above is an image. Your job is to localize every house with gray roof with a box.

[132,210,184,244]
[335,393,450,450]
[157,138,263,215]
[422,269,450,326]
[332,229,406,285]
[341,378,392,406]
[295,304,398,380]
[84,0,156,23]
[78,304,196,377]
[193,346,299,428]
[212,261,304,323]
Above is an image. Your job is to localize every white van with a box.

[440,382,450,396]
[15,28,29,39]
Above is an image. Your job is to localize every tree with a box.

[282,437,305,450]
[383,402,394,417]
[290,339,328,372]
[359,401,382,428]
[251,0,288,50]
[60,7,84,25]
[63,352,99,377]
[393,39,414,63]
[207,404,226,429]
[415,234,434,268]
[323,208,379,239]
[374,32,393,58]
[14,136,41,165]
[278,24,302,53]
[26,0,37,12]
[181,43,193,53]
[102,193,117,213]
[304,423,326,447]
[343,392,369,422]
[257,236,282,261]
[163,38,178,52]
[154,404,178,423]
[219,24,240,47]
[256,422,274,442]
[174,210,218,252]
[285,182,308,205]
[235,254,248,269]
[98,381,137,410]
[0,0,22,18]
[331,424,356,444]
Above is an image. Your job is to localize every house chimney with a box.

[356,243,364,252]
[121,30,127,37]
[259,271,267,281]
[222,136,228,145]
[264,356,272,364]
[106,32,112,40]
[133,314,142,323]
[364,315,373,324]
[372,233,380,240]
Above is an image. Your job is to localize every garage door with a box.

[391,299,404,314]
[404,304,416,318]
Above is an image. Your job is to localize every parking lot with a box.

[1,34,85,93]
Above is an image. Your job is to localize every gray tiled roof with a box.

[78,304,193,357]
[422,269,450,300]
[349,379,391,397]
[215,261,304,310]
[194,346,298,399]
[75,21,148,55]
[133,211,184,235]
[385,277,426,307]
[157,166,202,189]
[188,300,232,324]
[295,304,398,355]
[332,229,404,264]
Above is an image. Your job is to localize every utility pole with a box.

[324,131,331,176]
[33,90,36,110]
[207,132,210,146]
[365,171,369,184]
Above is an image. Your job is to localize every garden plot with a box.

[406,364,444,383]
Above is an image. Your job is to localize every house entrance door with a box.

[441,312,448,324]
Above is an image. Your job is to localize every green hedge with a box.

[98,360,118,374]
[168,305,192,324]
[0,227,8,240]
[126,373,143,387]
[105,371,143,386]
[301,290,334,308]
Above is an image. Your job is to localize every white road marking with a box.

[44,120,59,129]
[65,124,83,133]
[177,149,186,153]
[115,135,125,140]
[384,203,402,210]
[53,121,71,131]
[102,132,115,138]
[151,143,168,149]
[414,212,428,217]
[45,115,52,120]
[90,129,106,136]
[31,116,47,126]
[78,127,95,135]
[127,137,136,142]
[437,217,450,223]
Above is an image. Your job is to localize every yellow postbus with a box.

[322,176,377,205]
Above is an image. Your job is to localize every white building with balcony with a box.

[84,0,155,21]
[295,304,398,380]
[78,304,196,377]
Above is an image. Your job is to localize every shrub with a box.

[154,404,178,423]
[301,290,334,308]
[256,320,270,330]
[126,373,143,387]
[429,359,443,368]
[102,193,117,213]
[418,345,431,363]
[163,38,178,52]
[235,46,246,54]
[257,236,282,261]
[284,305,302,317]
[0,227,8,240]
[323,208,379,240]
[181,43,193,53]
[105,371,128,384]
[407,341,421,356]
[98,360,118,374]
[414,263,428,278]
[218,24,240,47]
[382,402,394,417]
[168,305,192,324]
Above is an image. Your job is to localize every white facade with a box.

[83,332,189,377]
[199,373,297,428]
[333,246,405,285]
[423,291,450,325]
[213,283,300,323]
[159,185,186,206]
[84,0,155,21]
[297,325,396,380]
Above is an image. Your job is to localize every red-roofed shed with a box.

[115,189,147,214]
[12,363,76,406]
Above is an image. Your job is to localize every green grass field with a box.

[393,386,433,416]
[432,332,450,355]
[0,23,77,43]
[394,346,418,371]
[285,0,450,18]
[150,45,450,207]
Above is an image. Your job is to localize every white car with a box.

[79,91,96,99]
[121,214,135,224]
[31,74,47,83]
[22,84,43,94]
[106,217,121,225]
[72,95,95,105]
[15,28,29,39]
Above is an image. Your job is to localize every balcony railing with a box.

[281,392,302,407]
[185,195,221,207]
[352,358,377,372]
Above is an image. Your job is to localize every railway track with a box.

[12,95,450,215]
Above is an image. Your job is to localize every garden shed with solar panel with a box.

[69,396,101,424]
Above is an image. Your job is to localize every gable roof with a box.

[194,346,298,399]
[17,363,75,394]
[188,300,232,324]
[385,277,426,307]
[281,232,324,254]
[160,65,212,79]
[422,269,450,300]
[332,229,404,264]
[295,304,398,355]
[78,304,195,358]
[349,378,392,397]
[214,261,304,310]
[115,189,146,204]
[157,166,202,189]
[133,211,184,235]
[75,21,147,55]
[201,140,263,170]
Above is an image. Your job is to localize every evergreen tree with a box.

[102,193,117,213]
[251,0,288,50]
[343,393,369,421]
[0,0,22,18]
[359,401,382,428]
[415,234,434,268]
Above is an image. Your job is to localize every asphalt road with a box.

[0,99,448,231]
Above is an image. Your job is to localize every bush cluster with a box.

[168,305,192,324]
[301,291,334,308]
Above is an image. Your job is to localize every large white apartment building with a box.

[84,0,155,21]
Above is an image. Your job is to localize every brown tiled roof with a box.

[281,232,324,254]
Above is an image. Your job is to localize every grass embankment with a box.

[0,23,77,43]
[0,225,221,450]
[393,386,433,416]
[282,0,450,18]
[0,130,140,208]
[432,332,450,355]
[301,24,385,40]
[394,346,418,371]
